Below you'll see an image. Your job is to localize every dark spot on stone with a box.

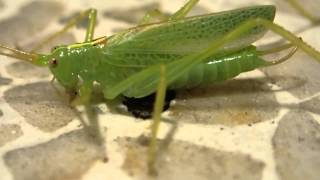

[137,134,150,147]
[4,129,105,180]
[4,82,76,132]
[122,90,176,119]
[102,157,109,163]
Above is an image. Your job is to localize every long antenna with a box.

[0,44,39,63]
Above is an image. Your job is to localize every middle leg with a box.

[138,0,199,25]
[32,9,98,52]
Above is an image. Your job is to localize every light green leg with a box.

[258,43,296,55]
[169,0,199,20]
[73,83,106,151]
[31,9,97,52]
[71,83,93,106]
[220,19,320,61]
[83,93,107,159]
[139,9,167,25]
[147,65,167,175]
[285,0,319,24]
[139,0,199,25]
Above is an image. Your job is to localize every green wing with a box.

[104,5,275,61]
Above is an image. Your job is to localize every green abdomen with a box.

[169,48,268,89]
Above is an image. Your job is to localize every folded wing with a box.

[104,5,276,64]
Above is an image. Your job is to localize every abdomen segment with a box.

[169,46,268,89]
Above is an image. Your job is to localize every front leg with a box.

[169,0,199,20]
[70,83,93,106]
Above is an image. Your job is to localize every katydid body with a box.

[45,5,275,99]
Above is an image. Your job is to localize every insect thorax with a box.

[48,45,104,91]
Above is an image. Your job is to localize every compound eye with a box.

[49,58,58,68]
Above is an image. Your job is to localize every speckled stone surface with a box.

[0,0,320,180]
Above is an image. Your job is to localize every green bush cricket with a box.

[1,0,320,175]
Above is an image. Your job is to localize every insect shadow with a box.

[169,75,308,126]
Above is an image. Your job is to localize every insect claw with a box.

[269,45,298,65]
[257,43,299,65]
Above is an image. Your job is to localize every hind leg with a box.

[147,65,167,175]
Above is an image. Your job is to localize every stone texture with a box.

[262,51,320,99]
[0,74,12,86]
[186,3,210,16]
[20,32,76,54]
[6,61,50,79]
[0,0,4,9]
[103,2,161,24]
[273,111,320,180]
[5,33,75,79]
[4,129,106,180]
[59,12,99,29]
[170,78,279,126]
[4,82,76,132]
[262,50,320,115]
[275,0,320,18]
[298,97,320,115]
[119,137,265,180]
[0,1,64,46]
[0,124,22,147]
